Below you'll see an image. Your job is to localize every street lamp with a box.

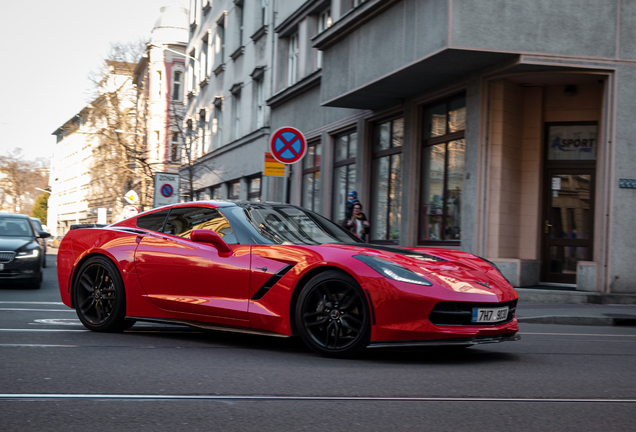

[150,43,198,64]
[35,187,51,194]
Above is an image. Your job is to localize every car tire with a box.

[295,270,371,358]
[73,255,127,332]
[29,273,42,290]
[42,253,46,268]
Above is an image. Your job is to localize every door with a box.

[135,206,251,322]
[541,169,595,284]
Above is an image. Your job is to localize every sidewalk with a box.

[515,288,636,326]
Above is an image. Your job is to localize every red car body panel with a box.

[58,202,518,346]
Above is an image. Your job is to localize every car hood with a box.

[0,236,32,251]
[321,243,513,296]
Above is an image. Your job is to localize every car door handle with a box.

[255,266,267,272]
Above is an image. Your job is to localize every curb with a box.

[515,288,636,305]
[517,316,614,326]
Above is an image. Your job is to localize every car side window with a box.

[164,207,238,244]
[136,209,171,232]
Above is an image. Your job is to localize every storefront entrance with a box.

[540,122,597,284]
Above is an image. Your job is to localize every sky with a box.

[0,0,187,162]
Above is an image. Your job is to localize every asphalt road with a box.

[0,251,635,431]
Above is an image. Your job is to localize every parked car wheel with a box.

[295,270,371,358]
[73,256,127,332]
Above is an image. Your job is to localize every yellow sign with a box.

[264,152,286,177]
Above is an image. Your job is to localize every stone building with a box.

[181,0,636,295]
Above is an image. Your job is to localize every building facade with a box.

[180,0,277,202]
[257,0,636,295]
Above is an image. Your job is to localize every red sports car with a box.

[57,201,519,358]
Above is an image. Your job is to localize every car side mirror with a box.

[39,232,51,239]
[191,229,232,255]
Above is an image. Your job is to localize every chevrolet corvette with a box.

[57,201,519,358]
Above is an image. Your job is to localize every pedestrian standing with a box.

[345,190,360,221]
[343,202,370,241]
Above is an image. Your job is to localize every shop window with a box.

[332,130,357,224]
[302,141,321,213]
[370,117,403,243]
[248,175,261,202]
[419,94,465,244]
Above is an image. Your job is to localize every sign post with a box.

[153,172,180,207]
[269,127,307,164]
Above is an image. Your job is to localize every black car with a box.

[0,213,50,289]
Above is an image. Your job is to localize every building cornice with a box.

[266,70,321,109]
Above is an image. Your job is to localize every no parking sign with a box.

[154,172,180,207]
[270,127,307,164]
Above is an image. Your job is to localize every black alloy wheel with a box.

[73,256,127,332]
[296,270,370,358]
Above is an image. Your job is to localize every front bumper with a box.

[368,332,520,348]
[0,259,41,281]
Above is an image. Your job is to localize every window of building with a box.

[215,14,226,68]
[419,94,466,244]
[198,108,207,157]
[302,141,321,213]
[287,33,299,87]
[332,130,357,224]
[211,98,223,150]
[211,185,222,199]
[248,175,261,202]
[189,0,199,26]
[255,78,264,128]
[229,180,240,199]
[236,1,244,47]
[155,70,162,99]
[189,49,197,92]
[370,117,403,243]
[261,0,268,27]
[231,85,241,141]
[170,132,180,162]
[316,8,331,69]
[172,70,182,101]
[200,34,209,80]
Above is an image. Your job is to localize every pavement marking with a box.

[0,344,79,348]
[0,394,634,403]
[520,332,636,337]
[0,302,65,305]
[0,308,74,312]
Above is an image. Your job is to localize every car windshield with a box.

[224,204,363,245]
[0,217,34,237]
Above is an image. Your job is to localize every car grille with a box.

[429,299,517,326]
[0,251,16,263]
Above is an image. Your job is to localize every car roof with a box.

[0,213,31,219]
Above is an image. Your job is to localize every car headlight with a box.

[353,254,432,286]
[16,249,39,259]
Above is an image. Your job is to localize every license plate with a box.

[472,306,509,323]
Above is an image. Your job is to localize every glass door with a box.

[541,169,594,284]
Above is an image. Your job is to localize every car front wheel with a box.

[73,256,127,332]
[295,270,370,358]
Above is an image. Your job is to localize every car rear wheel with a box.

[73,256,127,332]
[296,270,370,358]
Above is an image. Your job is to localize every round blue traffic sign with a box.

[160,184,174,198]
[270,127,307,164]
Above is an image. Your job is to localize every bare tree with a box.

[0,148,49,214]
[83,42,159,218]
